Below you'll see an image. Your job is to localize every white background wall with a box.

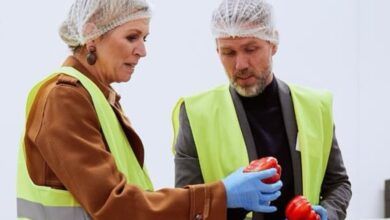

[1,0,389,219]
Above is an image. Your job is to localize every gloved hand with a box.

[312,205,328,220]
[222,167,283,213]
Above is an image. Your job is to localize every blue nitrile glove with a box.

[222,167,283,213]
[312,205,328,220]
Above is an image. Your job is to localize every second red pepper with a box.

[285,195,320,220]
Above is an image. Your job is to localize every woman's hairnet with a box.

[59,0,152,47]
[211,0,279,45]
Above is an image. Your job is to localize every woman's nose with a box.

[134,42,146,57]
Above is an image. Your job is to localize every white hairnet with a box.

[59,0,152,47]
[211,0,279,45]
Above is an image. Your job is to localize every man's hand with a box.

[312,205,328,220]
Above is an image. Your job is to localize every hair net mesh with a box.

[59,0,151,47]
[211,0,278,45]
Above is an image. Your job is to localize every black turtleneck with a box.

[237,77,294,220]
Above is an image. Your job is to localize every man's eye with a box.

[246,47,257,53]
[222,51,235,56]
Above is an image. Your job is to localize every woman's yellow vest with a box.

[17,67,153,220]
[172,84,333,205]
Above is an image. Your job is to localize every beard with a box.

[231,67,273,97]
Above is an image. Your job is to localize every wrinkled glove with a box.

[222,167,283,213]
[312,205,328,220]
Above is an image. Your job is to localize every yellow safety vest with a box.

[17,67,153,220]
[172,84,333,204]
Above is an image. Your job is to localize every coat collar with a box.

[61,56,120,105]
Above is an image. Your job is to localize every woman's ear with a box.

[85,40,96,50]
[85,40,97,65]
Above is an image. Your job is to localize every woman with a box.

[16,0,282,219]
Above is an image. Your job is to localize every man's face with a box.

[216,37,277,97]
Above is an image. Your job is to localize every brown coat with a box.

[24,56,227,220]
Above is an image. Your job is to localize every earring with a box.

[86,46,97,65]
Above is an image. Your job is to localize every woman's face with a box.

[94,18,150,84]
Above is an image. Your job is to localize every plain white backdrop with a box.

[1,0,389,219]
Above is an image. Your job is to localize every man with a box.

[172,0,352,219]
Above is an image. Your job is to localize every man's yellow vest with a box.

[172,84,333,204]
[17,67,154,220]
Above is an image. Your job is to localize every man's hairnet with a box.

[211,0,279,45]
[59,0,152,47]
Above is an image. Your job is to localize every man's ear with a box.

[271,43,278,55]
[215,39,220,53]
[271,30,279,55]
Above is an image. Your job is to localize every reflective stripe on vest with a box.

[17,67,154,219]
[17,198,90,220]
[172,84,332,204]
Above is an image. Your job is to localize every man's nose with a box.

[235,54,249,70]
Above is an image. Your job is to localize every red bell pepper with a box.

[243,156,281,184]
[285,195,320,220]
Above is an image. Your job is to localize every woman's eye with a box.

[127,35,138,42]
